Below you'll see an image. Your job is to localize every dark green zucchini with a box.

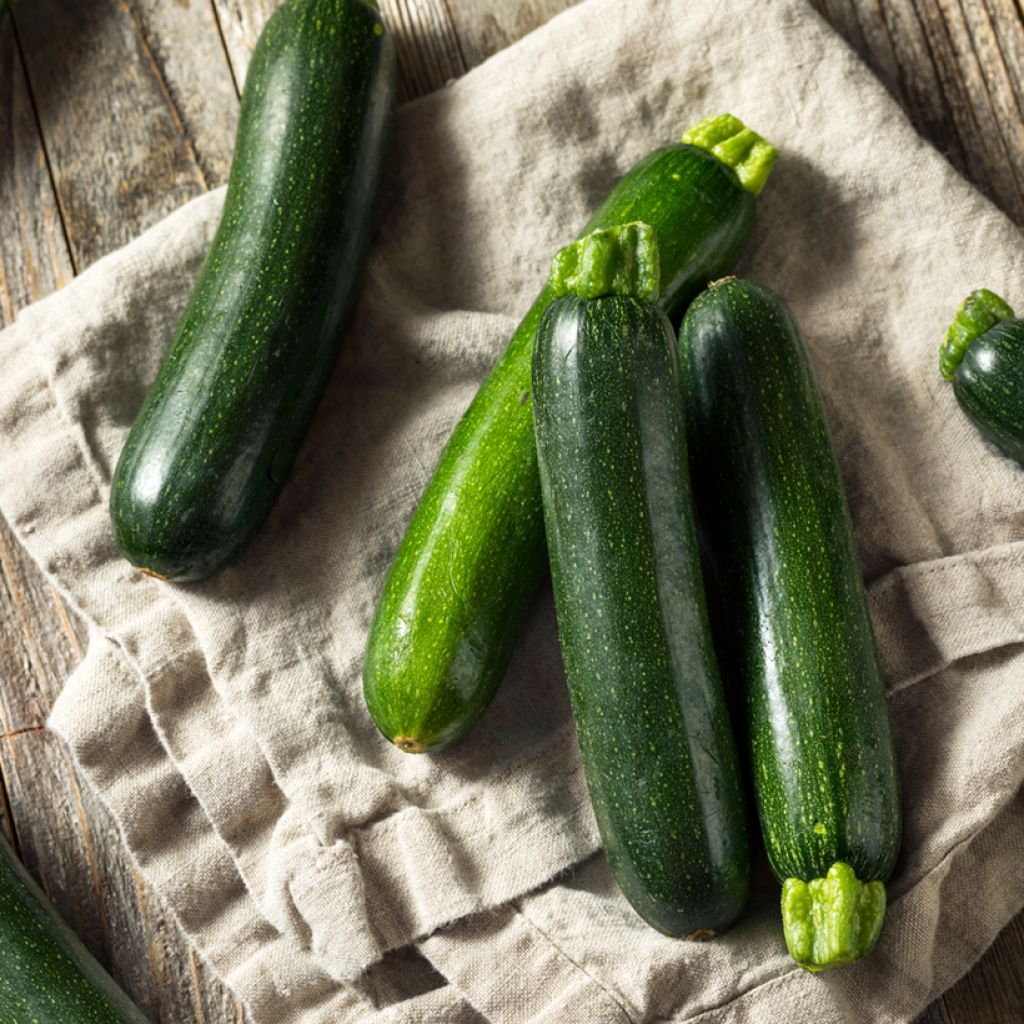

[110,0,396,581]
[364,114,777,753]
[939,288,1024,465]
[532,224,750,937]
[678,279,901,970]
[0,837,148,1023]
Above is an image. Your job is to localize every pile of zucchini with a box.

[96,0,909,981]
[530,223,900,969]
[365,114,902,971]
[364,113,771,752]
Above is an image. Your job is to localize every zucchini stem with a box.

[708,274,738,289]
[939,288,1015,381]
[681,114,777,196]
[781,861,886,972]
[394,735,428,754]
[549,221,660,301]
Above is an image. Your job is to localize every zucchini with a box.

[0,837,147,1022]
[678,279,901,970]
[939,288,1024,465]
[532,224,750,937]
[364,114,777,753]
[110,0,396,581]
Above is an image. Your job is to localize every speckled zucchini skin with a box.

[364,144,758,752]
[952,318,1024,465]
[0,838,147,1023]
[110,0,396,581]
[533,293,750,936]
[678,279,901,887]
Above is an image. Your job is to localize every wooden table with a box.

[1,1,1022,1020]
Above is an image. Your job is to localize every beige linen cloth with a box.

[3,0,1024,1020]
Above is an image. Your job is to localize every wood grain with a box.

[2,2,1024,1022]
[0,25,74,327]
[442,0,576,69]
[379,0,466,100]
[211,0,280,90]
[126,0,241,188]
[12,0,211,269]
[814,0,1024,223]
[0,6,246,1021]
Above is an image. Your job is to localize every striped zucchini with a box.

[110,0,396,581]
[940,287,1024,466]
[0,837,147,1023]
[532,224,750,936]
[678,278,901,971]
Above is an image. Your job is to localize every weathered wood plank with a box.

[814,1,1024,1019]
[0,22,85,732]
[0,425,247,1022]
[812,0,902,99]
[0,7,248,1023]
[0,729,249,1023]
[379,0,466,100]
[0,25,75,326]
[210,0,280,91]
[981,0,1024,133]
[954,0,1024,203]
[818,0,977,202]
[941,913,1024,1024]
[126,0,241,188]
[12,0,210,268]
[925,0,1024,216]
[212,0,578,105]
[442,0,577,70]
[864,0,1024,220]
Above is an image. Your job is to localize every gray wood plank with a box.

[821,0,976,202]
[379,0,466,100]
[443,0,578,69]
[13,0,211,268]
[0,8,248,1023]
[924,0,1024,216]
[0,23,75,325]
[211,0,280,91]
[981,0,1024,133]
[813,0,902,99]
[1,729,248,1024]
[128,0,241,188]
[809,6,1024,1017]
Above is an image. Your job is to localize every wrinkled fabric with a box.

[2,0,1023,1020]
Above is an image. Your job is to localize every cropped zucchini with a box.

[0,837,147,1022]
[678,279,901,970]
[365,114,777,753]
[533,225,750,936]
[110,0,396,581]
[939,288,1024,465]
